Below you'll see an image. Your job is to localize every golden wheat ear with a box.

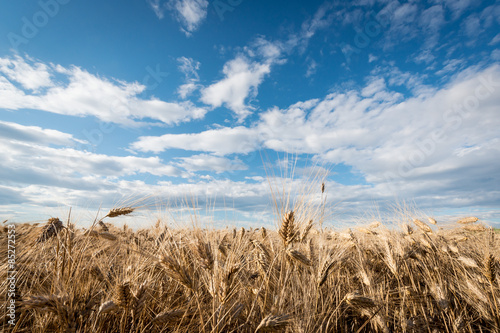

[106,207,135,218]
[457,216,479,224]
[255,314,292,332]
[37,217,64,243]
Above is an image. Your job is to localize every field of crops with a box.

[1,209,499,332]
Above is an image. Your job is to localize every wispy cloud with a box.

[147,0,208,36]
[489,33,500,45]
[305,59,318,78]
[444,0,474,20]
[177,56,201,99]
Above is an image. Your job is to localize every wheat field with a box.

[1,207,499,332]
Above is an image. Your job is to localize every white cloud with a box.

[177,56,200,80]
[171,0,209,35]
[0,55,52,91]
[368,54,378,63]
[132,126,259,155]
[0,122,188,215]
[0,138,183,183]
[306,59,318,78]
[177,82,199,99]
[147,0,166,19]
[131,64,500,214]
[0,55,207,126]
[492,49,500,61]
[419,5,445,32]
[0,120,85,146]
[251,37,284,60]
[175,154,247,173]
[444,0,473,20]
[490,33,500,45]
[361,78,386,97]
[380,3,421,47]
[196,2,338,121]
[200,56,271,121]
[177,56,201,98]
[195,2,339,121]
[295,2,335,52]
[463,13,481,38]
[419,5,445,48]
[435,59,465,76]
[148,0,208,35]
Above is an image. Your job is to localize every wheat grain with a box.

[255,314,292,332]
[99,300,119,314]
[463,224,486,232]
[153,309,186,325]
[345,293,376,309]
[106,207,135,218]
[413,219,432,233]
[458,256,479,268]
[484,254,496,283]
[99,231,117,241]
[116,281,133,308]
[286,248,312,266]
[457,217,479,224]
[37,217,64,243]
[279,211,298,247]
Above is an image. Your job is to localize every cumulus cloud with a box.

[200,56,271,121]
[0,55,207,126]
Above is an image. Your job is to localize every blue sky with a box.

[1,0,499,228]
